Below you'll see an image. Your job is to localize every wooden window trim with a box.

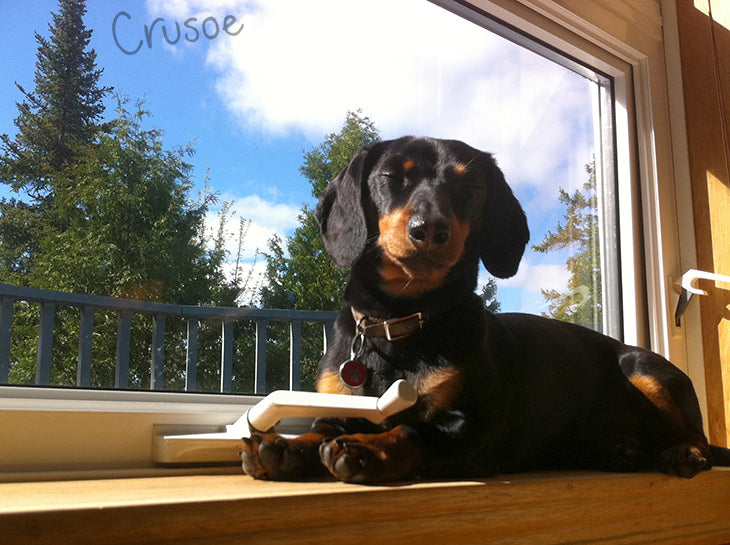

[3,471,730,545]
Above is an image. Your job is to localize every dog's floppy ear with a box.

[315,148,370,268]
[479,155,529,278]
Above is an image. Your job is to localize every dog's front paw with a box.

[241,433,318,480]
[319,436,385,484]
[319,426,421,484]
[659,444,709,478]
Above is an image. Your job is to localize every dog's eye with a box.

[451,180,485,216]
[380,171,406,188]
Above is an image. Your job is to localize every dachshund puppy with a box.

[241,136,730,483]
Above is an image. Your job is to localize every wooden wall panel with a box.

[676,0,730,446]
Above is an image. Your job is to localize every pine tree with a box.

[479,277,501,313]
[532,160,602,325]
[0,0,110,284]
[300,111,381,201]
[1,0,110,195]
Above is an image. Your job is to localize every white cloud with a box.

[147,0,249,17]
[219,255,268,306]
[204,192,301,260]
[202,193,301,300]
[147,0,596,192]
[480,259,570,294]
[148,0,597,305]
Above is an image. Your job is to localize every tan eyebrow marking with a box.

[453,163,468,175]
[403,159,415,172]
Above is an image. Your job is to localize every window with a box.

[0,0,698,473]
[2,0,621,394]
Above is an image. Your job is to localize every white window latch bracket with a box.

[153,379,418,465]
[674,269,730,327]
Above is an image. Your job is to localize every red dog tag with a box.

[339,359,367,388]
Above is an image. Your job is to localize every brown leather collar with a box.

[351,308,425,341]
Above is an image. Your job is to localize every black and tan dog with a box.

[241,136,730,484]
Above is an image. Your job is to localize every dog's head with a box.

[315,136,529,298]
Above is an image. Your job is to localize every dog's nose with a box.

[408,214,451,249]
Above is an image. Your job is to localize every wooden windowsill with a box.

[2,469,730,545]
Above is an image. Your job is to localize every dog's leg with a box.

[318,408,490,483]
[595,379,712,478]
[319,425,422,484]
[620,353,712,477]
[241,418,344,480]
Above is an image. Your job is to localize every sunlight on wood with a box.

[695,0,730,32]
[708,170,730,446]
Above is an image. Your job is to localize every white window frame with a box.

[0,0,705,477]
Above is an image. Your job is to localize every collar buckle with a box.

[382,312,424,340]
[354,311,424,341]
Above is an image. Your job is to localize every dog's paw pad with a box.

[240,434,312,480]
[659,444,709,478]
[241,435,267,478]
[320,437,381,484]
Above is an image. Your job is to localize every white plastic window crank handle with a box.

[245,379,418,433]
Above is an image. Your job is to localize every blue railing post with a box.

[220,318,234,393]
[185,317,199,392]
[0,297,14,383]
[289,320,302,390]
[254,319,267,394]
[36,302,55,385]
[77,306,94,387]
[115,310,131,389]
[150,313,166,390]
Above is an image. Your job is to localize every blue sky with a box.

[0,0,599,313]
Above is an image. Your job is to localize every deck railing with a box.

[0,284,338,393]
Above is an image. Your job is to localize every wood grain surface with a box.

[2,470,730,545]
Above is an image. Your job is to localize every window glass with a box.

[0,0,616,393]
